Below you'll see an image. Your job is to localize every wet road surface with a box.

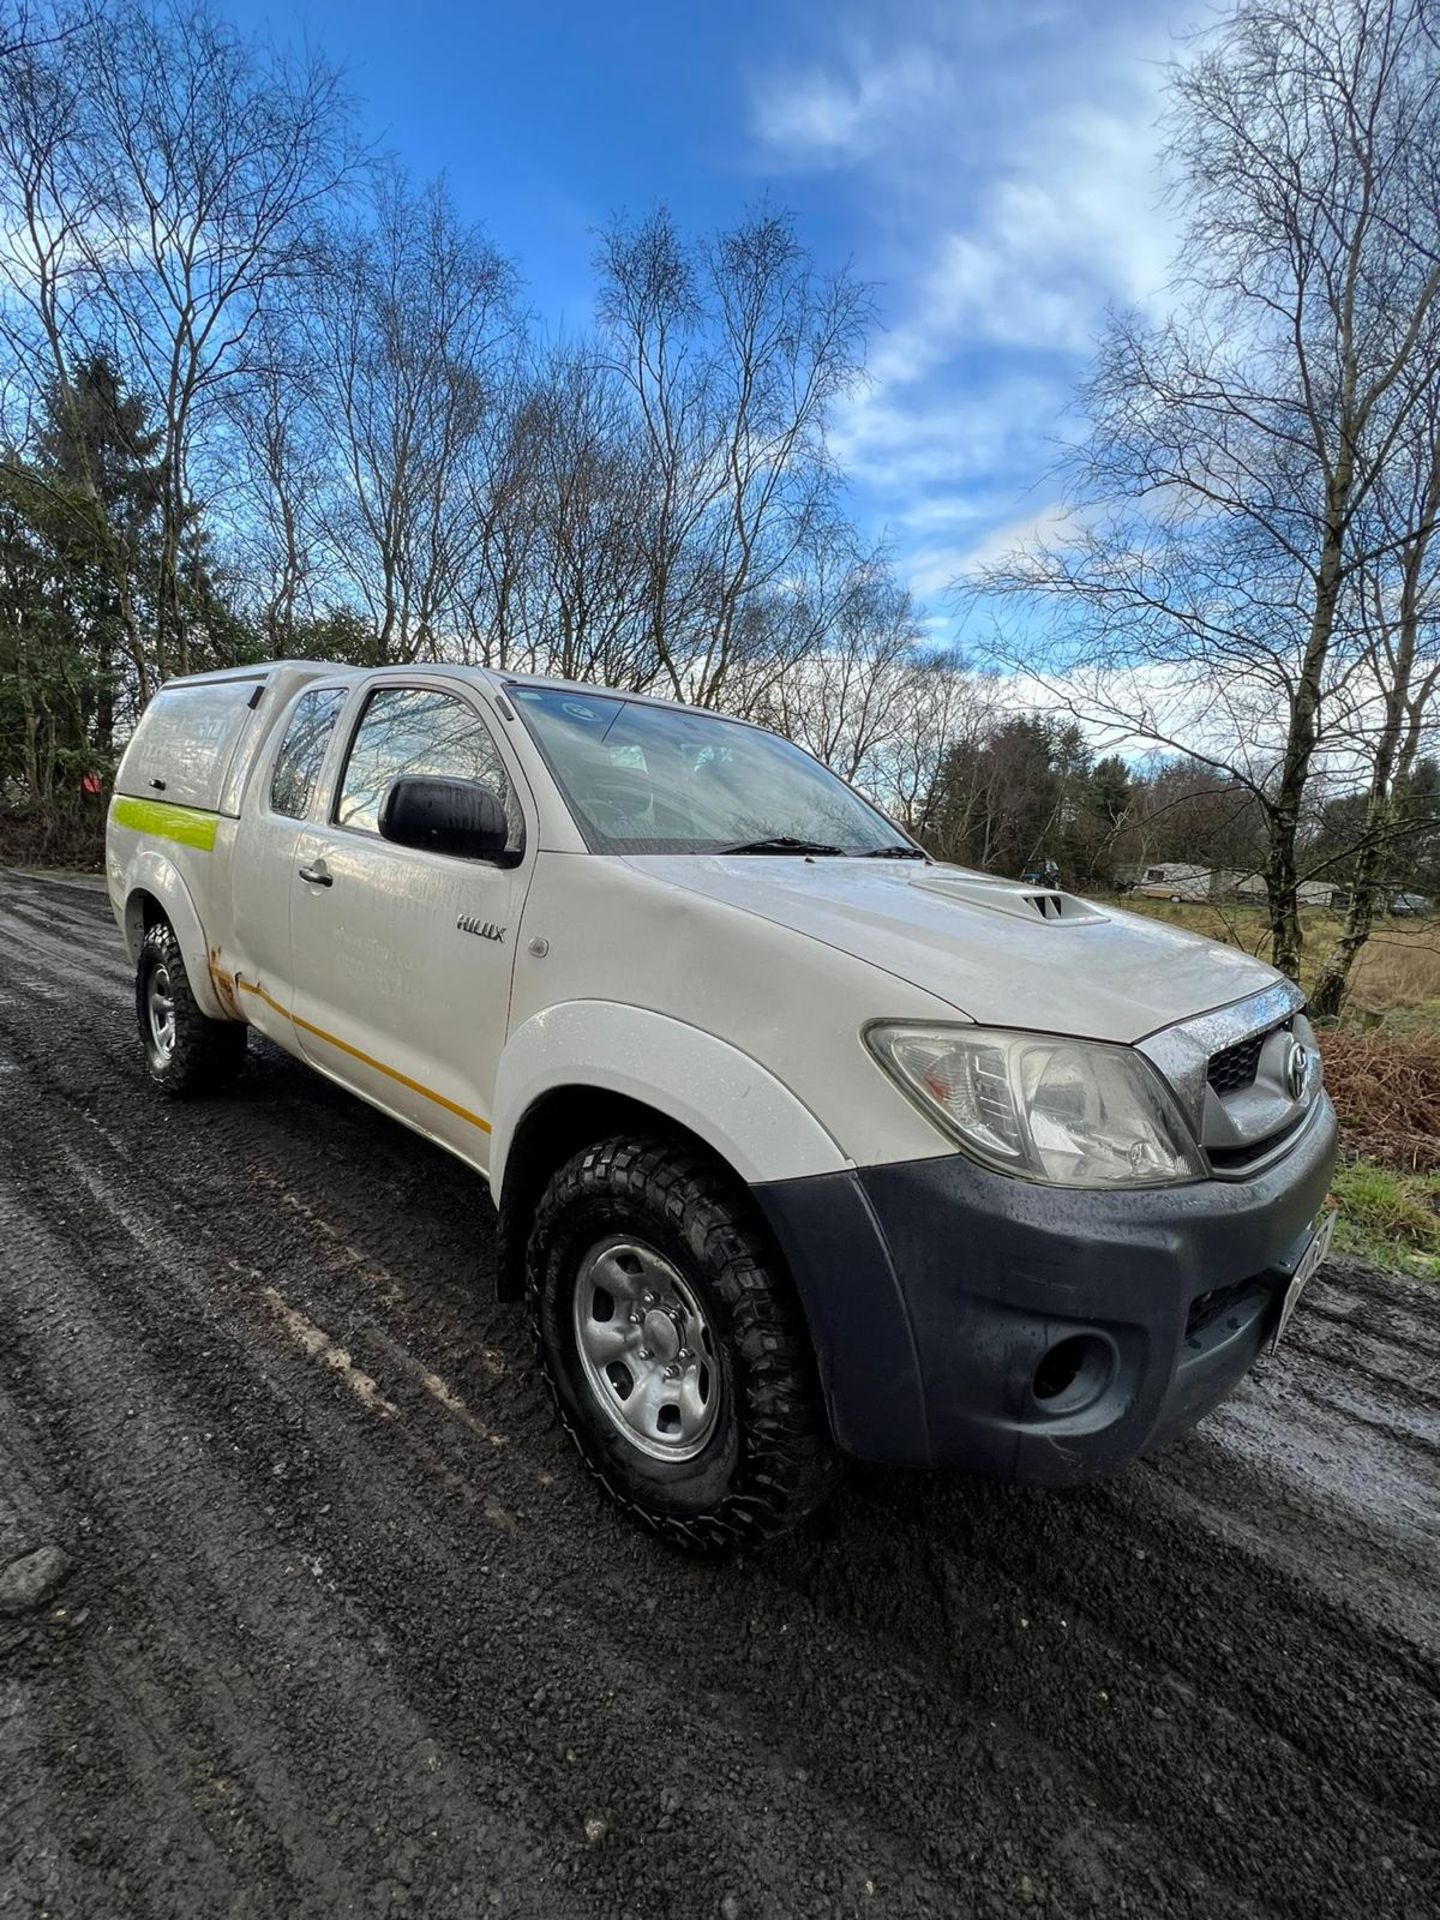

[0,868,1436,1919]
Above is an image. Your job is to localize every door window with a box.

[336,686,523,854]
[270,687,347,819]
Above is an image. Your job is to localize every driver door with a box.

[289,680,533,1170]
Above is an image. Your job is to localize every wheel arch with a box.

[491,1003,847,1191]
[494,1083,779,1300]
[490,1002,849,1300]
[123,884,166,954]
[121,852,233,1021]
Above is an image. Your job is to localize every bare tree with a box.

[0,0,152,695]
[592,210,712,696]
[595,205,870,708]
[71,0,355,676]
[1311,375,1440,1010]
[697,213,871,707]
[746,551,924,776]
[307,165,517,664]
[219,306,334,649]
[880,651,994,839]
[967,0,1440,979]
[521,346,655,685]
[0,9,936,864]
[450,354,544,670]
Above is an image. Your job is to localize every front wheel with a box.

[136,921,247,1096]
[528,1135,840,1550]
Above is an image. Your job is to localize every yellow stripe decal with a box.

[111,796,219,851]
[236,978,492,1135]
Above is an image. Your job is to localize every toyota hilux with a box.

[106,660,1338,1546]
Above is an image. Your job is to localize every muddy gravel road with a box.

[0,868,1437,1920]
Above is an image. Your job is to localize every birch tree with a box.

[595,205,870,708]
[969,0,1440,980]
[1311,378,1440,1010]
[307,166,517,664]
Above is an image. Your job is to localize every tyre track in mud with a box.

[0,869,1436,1920]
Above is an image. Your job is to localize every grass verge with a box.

[1330,1160,1440,1279]
[1108,895,1440,1015]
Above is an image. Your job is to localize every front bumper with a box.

[752,1093,1338,1485]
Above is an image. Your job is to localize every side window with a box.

[336,687,523,852]
[270,687,346,819]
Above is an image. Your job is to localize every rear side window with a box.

[118,677,266,815]
[270,688,346,819]
[335,686,523,852]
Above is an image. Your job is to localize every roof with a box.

[160,657,708,714]
[496,667,706,715]
[156,659,365,688]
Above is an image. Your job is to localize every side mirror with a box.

[378,775,515,862]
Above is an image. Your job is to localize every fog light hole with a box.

[1032,1334,1112,1412]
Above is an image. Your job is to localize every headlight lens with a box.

[866,1024,1205,1188]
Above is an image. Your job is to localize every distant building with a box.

[1116,863,1240,902]
[1388,891,1431,917]
[1232,872,1344,909]
[1119,864,1419,913]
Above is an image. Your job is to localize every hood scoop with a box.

[910,871,1109,926]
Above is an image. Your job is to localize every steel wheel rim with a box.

[572,1236,721,1462]
[146,963,177,1060]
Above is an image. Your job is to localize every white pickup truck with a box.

[106,660,1338,1547]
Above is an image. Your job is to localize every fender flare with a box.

[490,1001,850,1197]
[122,851,233,1022]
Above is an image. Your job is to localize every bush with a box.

[1319,1027,1440,1171]
[0,806,107,870]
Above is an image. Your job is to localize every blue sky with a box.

[227,0,1196,644]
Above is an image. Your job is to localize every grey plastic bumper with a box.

[752,1093,1338,1485]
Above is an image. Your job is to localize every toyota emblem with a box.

[1284,1038,1313,1102]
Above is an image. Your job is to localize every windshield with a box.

[509,685,910,856]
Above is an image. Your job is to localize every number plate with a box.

[1271,1207,1337,1351]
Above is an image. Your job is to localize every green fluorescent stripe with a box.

[111,796,219,851]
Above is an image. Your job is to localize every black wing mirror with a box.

[378,776,516,863]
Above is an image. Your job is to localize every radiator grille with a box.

[1206,1018,1292,1099]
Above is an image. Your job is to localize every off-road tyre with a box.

[136,920,247,1097]
[528,1135,841,1551]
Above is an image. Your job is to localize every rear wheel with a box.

[528,1135,840,1550]
[136,921,247,1096]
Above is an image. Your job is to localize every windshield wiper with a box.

[859,843,928,860]
[721,835,846,856]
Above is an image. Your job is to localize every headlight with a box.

[865,1024,1205,1188]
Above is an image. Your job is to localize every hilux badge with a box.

[457,915,506,944]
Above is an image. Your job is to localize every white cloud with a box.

[750,43,950,165]
[951,501,1083,575]
[836,70,1179,389]
[905,544,979,600]
[893,503,1083,608]
[748,2,1193,624]
[892,487,1023,535]
[831,376,1066,495]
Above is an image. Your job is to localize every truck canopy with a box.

[115,662,357,816]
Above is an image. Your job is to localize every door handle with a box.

[297,863,333,888]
